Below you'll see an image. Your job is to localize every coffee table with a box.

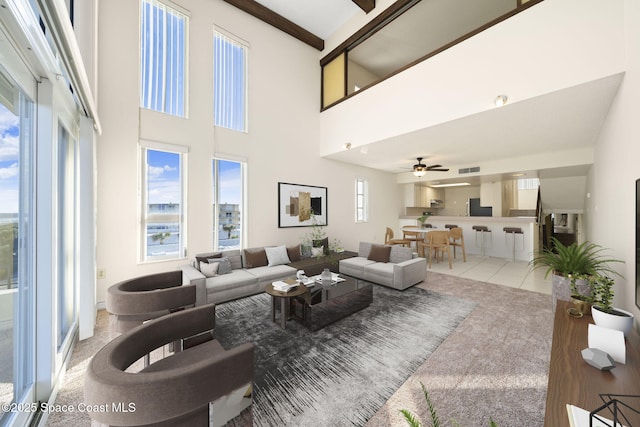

[297,275,373,331]
[264,283,307,329]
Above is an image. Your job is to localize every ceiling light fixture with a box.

[494,95,508,106]
[412,158,427,177]
[429,182,471,188]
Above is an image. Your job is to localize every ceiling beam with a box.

[223,0,324,51]
[352,0,375,13]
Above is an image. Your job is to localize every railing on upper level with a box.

[321,0,544,110]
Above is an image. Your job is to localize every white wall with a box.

[587,0,640,323]
[438,186,480,216]
[319,0,625,154]
[95,0,398,304]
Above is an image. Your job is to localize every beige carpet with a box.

[46,272,552,426]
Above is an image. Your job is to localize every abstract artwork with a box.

[278,182,327,228]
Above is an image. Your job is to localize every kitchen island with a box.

[399,215,538,262]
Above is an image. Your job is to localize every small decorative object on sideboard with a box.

[590,274,635,337]
[581,347,615,371]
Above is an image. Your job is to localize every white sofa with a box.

[179,248,297,305]
[338,242,427,290]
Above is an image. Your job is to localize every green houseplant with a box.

[400,382,497,427]
[590,274,634,336]
[529,237,622,312]
[301,212,328,258]
[417,213,432,228]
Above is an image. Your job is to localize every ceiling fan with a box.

[412,157,449,177]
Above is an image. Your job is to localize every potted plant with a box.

[301,213,328,258]
[590,274,634,336]
[417,213,431,228]
[568,274,594,315]
[400,381,497,427]
[529,237,622,312]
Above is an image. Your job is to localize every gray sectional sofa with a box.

[180,247,299,305]
[339,242,427,290]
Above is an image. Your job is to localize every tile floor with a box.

[426,252,552,296]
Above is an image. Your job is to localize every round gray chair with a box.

[84,304,255,426]
[106,270,197,333]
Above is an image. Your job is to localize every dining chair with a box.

[448,227,467,262]
[418,230,452,269]
[402,225,422,250]
[385,227,411,247]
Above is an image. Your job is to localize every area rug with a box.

[215,284,476,426]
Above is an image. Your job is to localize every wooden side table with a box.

[544,300,640,426]
[264,283,307,329]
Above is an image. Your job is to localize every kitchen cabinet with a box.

[405,184,445,207]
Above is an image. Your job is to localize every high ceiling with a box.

[255,0,361,39]
[231,0,623,185]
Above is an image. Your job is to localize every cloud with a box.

[0,133,19,162]
[0,162,18,179]
[148,180,180,204]
[0,107,19,130]
[148,164,177,179]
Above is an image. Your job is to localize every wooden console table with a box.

[544,300,640,426]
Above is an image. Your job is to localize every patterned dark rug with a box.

[215,284,476,427]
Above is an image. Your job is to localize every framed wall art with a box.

[278,182,327,228]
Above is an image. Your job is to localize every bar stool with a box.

[503,227,524,261]
[472,225,491,257]
[444,224,458,230]
[422,223,434,229]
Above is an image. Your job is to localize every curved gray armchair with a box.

[106,270,196,333]
[84,304,255,426]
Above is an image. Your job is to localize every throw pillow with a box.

[243,248,268,268]
[311,246,324,258]
[265,245,291,267]
[195,252,222,271]
[368,244,392,263]
[200,261,219,278]
[208,257,232,275]
[287,244,301,262]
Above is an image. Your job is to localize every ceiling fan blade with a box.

[426,164,442,168]
[428,167,449,172]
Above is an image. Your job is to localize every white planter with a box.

[592,306,635,337]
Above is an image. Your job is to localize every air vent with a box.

[458,166,480,174]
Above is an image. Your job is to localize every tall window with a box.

[140,143,187,261]
[214,30,247,132]
[213,158,244,250]
[57,124,76,349]
[140,0,188,117]
[356,178,368,222]
[0,75,35,425]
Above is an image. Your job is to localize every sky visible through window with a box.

[217,160,241,205]
[147,149,180,204]
[0,102,19,215]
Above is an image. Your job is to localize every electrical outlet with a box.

[97,268,106,280]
